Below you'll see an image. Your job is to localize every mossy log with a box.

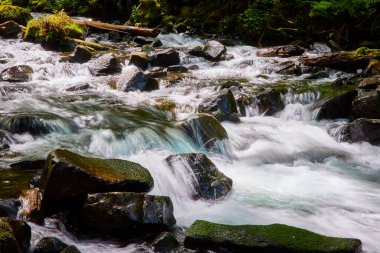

[71,19,160,38]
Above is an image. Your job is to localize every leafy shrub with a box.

[0,4,31,25]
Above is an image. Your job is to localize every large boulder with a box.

[69,46,92,64]
[202,40,227,61]
[198,89,240,122]
[340,118,380,144]
[0,21,22,38]
[166,153,232,200]
[255,89,285,116]
[81,192,175,231]
[117,66,159,92]
[181,114,229,151]
[151,49,180,67]
[88,53,121,76]
[0,218,31,253]
[0,5,31,25]
[312,90,358,120]
[350,90,380,120]
[151,232,179,253]
[0,65,33,82]
[129,51,149,69]
[256,45,305,58]
[34,237,68,253]
[39,149,153,211]
[184,220,362,253]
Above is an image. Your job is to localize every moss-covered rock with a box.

[129,51,149,69]
[166,153,232,200]
[0,5,31,26]
[0,218,31,253]
[0,20,23,38]
[151,232,179,253]
[81,192,175,231]
[39,149,153,212]
[184,220,362,253]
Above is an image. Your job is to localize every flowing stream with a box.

[1,33,380,252]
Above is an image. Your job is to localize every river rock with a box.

[20,188,44,223]
[362,59,380,77]
[167,65,188,73]
[0,65,33,82]
[117,66,159,92]
[69,46,92,64]
[151,232,179,253]
[129,51,149,69]
[134,36,155,46]
[0,112,78,136]
[312,90,358,120]
[0,217,31,253]
[39,149,153,212]
[166,153,232,200]
[0,21,22,38]
[34,237,68,253]
[359,76,380,90]
[256,45,305,58]
[151,49,180,67]
[184,220,362,253]
[340,118,380,144]
[202,40,226,61]
[181,113,229,150]
[350,90,380,120]
[147,67,167,78]
[60,246,81,253]
[198,89,240,122]
[255,88,285,116]
[81,192,175,231]
[88,53,121,76]
[0,199,19,219]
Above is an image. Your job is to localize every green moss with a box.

[185,220,362,253]
[355,47,380,57]
[0,4,31,25]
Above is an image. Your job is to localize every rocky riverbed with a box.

[1,18,380,252]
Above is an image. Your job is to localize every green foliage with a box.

[0,4,31,25]
[129,0,162,27]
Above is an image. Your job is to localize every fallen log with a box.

[71,19,160,38]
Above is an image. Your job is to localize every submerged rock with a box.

[350,90,380,120]
[255,88,285,116]
[0,217,31,253]
[34,237,68,253]
[340,118,380,144]
[0,21,22,38]
[39,149,153,211]
[151,232,179,253]
[312,90,358,120]
[151,49,180,67]
[166,153,232,200]
[88,53,121,76]
[198,89,240,122]
[129,51,149,69]
[184,220,362,253]
[117,66,159,92]
[69,46,92,64]
[0,65,33,82]
[81,192,175,231]
[256,45,305,58]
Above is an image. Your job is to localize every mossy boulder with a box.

[81,192,175,231]
[117,66,159,92]
[68,46,92,64]
[0,218,31,253]
[0,65,33,83]
[0,5,31,26]
[340,118,380,145]
[166,153,232,200]
[39,149,153,212]
[184,220,362,253]
[129,51,149,69]
[350,90,380,120]
[34,237,68,253]
[151,232,179,253]
[198,89,240,122]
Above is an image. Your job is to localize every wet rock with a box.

[10,160,45,171]
[81,192,175,231]
[0,199,19,218]
[202,40,226,61]
[147,67,167,78]
[188,65,199,70]
[88,53,121,76]
[134,36,156,46]
[0,129,15,149]
[312,90,358,120]
[39,149,153,212]
[60,245,81,253]
[0,112,78,136]
[69,46,92,64]
[34,237,68,253]
[0,217,31,253]
[198,89,240,122]
[151,49,180,67]
[275,61,302,76]
[65,83,91,92]
[167,65,188,73]
[166,153,232,200]
[181,113,229,151]
[340,118,380,144]
[184,220,362,253]
[20,188,44,223]
[117,66,159,92]
[151,232,179,253]
[256,45,305,58]
[351,90,380,120]
[310,43,332,54]
[255,88,285,116]
[0,21,22,38]
[219,80,242,90]
[0,65,33,82]
[359,76,380,90]
[129,51,149,69]
[235,92,254,117]
[152,39,163,48]
[362,59,380,77]
[305,70,330,80]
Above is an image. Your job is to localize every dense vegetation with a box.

[1,0,379,48]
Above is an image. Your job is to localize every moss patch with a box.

[0,5,31,25]
[185,220,362,253]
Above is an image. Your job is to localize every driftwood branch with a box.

[71,19,160,38]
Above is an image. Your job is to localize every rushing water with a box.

[1,33,380,252]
